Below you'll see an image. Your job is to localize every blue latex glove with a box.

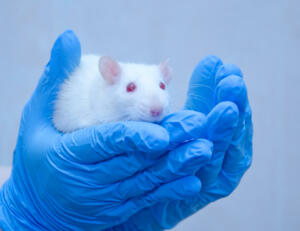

[0,31,218,231]
[112,56,253,230]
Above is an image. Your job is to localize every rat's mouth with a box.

[132,105,168,123]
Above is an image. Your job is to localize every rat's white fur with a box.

[53,55,170,132]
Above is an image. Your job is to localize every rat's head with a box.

[99,56,172,122]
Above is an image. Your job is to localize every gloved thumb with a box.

[30,30,81,123]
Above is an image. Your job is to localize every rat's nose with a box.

[150,107,163,117]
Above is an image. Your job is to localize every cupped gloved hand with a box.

[0,31,220,231]
[112,56,253,230]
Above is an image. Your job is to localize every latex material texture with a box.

[0,31,252,231]
[111,55,253,230]
[0,31,202,230]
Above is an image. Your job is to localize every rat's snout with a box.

[150,106,163,117]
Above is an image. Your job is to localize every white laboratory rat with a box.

[53,55,172,132]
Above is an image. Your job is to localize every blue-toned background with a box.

[0,1,298,230]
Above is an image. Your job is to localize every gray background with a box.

[0,0,299,230]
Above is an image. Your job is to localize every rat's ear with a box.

[98,56,121,84]
[159,59,172,84]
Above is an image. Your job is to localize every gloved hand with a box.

[0,31,220,231]
[112,56,253,230]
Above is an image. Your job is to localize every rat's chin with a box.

[126,110,167,123]
[137,114,165,123]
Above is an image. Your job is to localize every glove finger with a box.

[49,149,156,185]
[216,134,252,198]
[161,110,206,150]
[215,74,253,171]
[203,75,253,195]
[206,101,239,142]
[55,121,169,164]
[137,193,206,230]
[184,55,223,114]
[215,75,249,115]
[196,102,239,187]
[119,176,202,224]
[215,63,243,85]
[193,110,252,199]
[30,30,81,123]
[221,107,253,176]
[113,139,212,200]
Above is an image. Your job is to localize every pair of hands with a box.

[0,30,252,231]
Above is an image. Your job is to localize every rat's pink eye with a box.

[159,82,166,90]
[126,82,136,92]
